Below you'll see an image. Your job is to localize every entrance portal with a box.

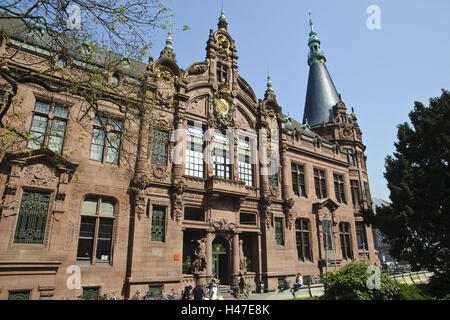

[212,237,229,285]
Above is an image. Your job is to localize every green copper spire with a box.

[266,73,275,93]
[218,1,228,29]
[164,22,174,52]
[307,13,326,66]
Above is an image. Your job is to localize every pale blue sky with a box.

[151,0,450,201]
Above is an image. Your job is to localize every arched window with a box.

[295,219,312,262]
[339,222,353,260]
[77,197,115,264]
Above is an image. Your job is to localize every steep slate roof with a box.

[302,61,340,127]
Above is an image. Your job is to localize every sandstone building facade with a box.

[0,12,378,299]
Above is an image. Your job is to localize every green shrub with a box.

[321,261,402,300]
[398,284,430,300]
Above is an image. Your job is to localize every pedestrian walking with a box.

[208,279,218,300]
[191,282,205,300]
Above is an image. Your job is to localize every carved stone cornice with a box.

[208,218,237,232]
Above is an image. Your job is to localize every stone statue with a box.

[239,240,247,273]
[191,238,207,274]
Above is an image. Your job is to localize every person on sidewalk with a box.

[291,273,303,295]
[208,279,218,300]
[191,282,205,300]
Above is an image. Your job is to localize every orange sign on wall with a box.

[174,254,180,261]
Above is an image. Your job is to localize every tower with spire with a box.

[302,14,340,128]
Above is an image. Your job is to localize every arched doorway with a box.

[212,237,229,284]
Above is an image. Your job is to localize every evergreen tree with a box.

[366,89,450,295]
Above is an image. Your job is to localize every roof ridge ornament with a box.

[266,72,275,93]
[218,0,228,30]
[307,13,326,66]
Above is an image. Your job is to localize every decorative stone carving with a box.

[23,164,57,187]
[191,238,207,274]
[239,239,247,274]
[215,34,231,61]
[184,62,209,77]
[283,198,295,230]
[170,180,185,224]
[187,97,206,116]
[209,218,237,231]
[269,186,279,198]
[209,82,236,129]
[260,196,272,229]
[130,175,150,221]
[0,199,18,217]
[152,166,168,182]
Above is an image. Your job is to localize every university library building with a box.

[0,12,379,300]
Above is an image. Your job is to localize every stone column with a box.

[280,143,290,200]
[172,111,186,180]
[256,232,263,282]
[206,231,214,276]
[233,232,240,278]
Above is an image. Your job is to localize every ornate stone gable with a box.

[209,82,236,129]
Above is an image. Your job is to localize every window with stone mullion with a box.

[333,174,346,203]
[314,169,327,199]
[351,180,361,208]
[238,138,253,186]
[292,164,307,197]
[27,100,68,154]
[296,219,311,261]
[339,222,353,260]
[151,129,169,166]
[213,131,231,180]
[185,124,204,178]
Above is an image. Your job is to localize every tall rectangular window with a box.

[275,217,284,246]
[351,180,361,208]
[364,182,371,204]
[292,163,307,197]
[151,129,169,166]
[185,124,204,178]
[213,130,231,180]
[268,172,278,186]
[339,222,353,260]
[76,197,115,264]
[151,206,166,242]
[314,169,327,199]
[323,220,333,250]
[238,137,253,186]
[27,100,68,154]
[14,191,50,244]
[216,63,228,83]
[343,148,355,166]
[333,173,346,203]
[89,116,122,165]
[296,219,311,261]
[356,222,368,250]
